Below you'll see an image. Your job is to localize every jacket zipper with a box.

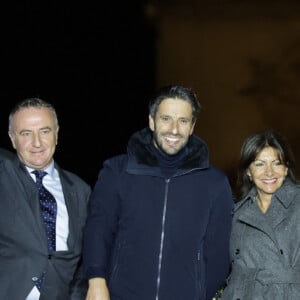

[155,178,170,300]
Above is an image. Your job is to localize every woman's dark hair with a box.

[148,85,201,123]
[237,130,297,199]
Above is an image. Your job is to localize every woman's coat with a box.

[222,179,300,300]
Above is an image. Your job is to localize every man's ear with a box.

[149,114,154,131]
[189,121,196,135]
[8,131,17,149]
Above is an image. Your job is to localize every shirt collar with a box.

[26,160,55,177]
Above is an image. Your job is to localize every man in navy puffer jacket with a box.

[83,85,234,300]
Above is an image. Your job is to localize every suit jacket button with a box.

[48,254,52,259]
[235,249,240,255]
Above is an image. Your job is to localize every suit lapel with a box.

[59,169,78,250]
[10,159,48,250]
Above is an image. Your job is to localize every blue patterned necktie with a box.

[32,170,57,291]
[32,170,57,251]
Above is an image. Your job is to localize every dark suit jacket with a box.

[0,147,15,160]
[0,157,91,300]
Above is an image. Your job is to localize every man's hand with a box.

[85,278,110,300]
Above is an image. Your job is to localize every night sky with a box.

[0,2,156,186]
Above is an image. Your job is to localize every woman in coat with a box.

[222,130,300,300]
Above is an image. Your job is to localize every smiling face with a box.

[149,97,195,155]
[8,106,58,169]
[247,146,288,200]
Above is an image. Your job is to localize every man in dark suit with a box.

[0,98,91,300]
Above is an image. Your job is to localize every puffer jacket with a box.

[222,179,300,300]
[83,127,233,300]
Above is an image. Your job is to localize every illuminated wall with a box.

[149,1,300,183]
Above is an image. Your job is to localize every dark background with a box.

[2,2,300,190]
[0,2,156,186]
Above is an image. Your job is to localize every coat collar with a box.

[233,179,300,243]
[234,179,298,213]
[127,127,210,172]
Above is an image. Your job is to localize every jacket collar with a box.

[126,127,210,173]
[234,178,299,213]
